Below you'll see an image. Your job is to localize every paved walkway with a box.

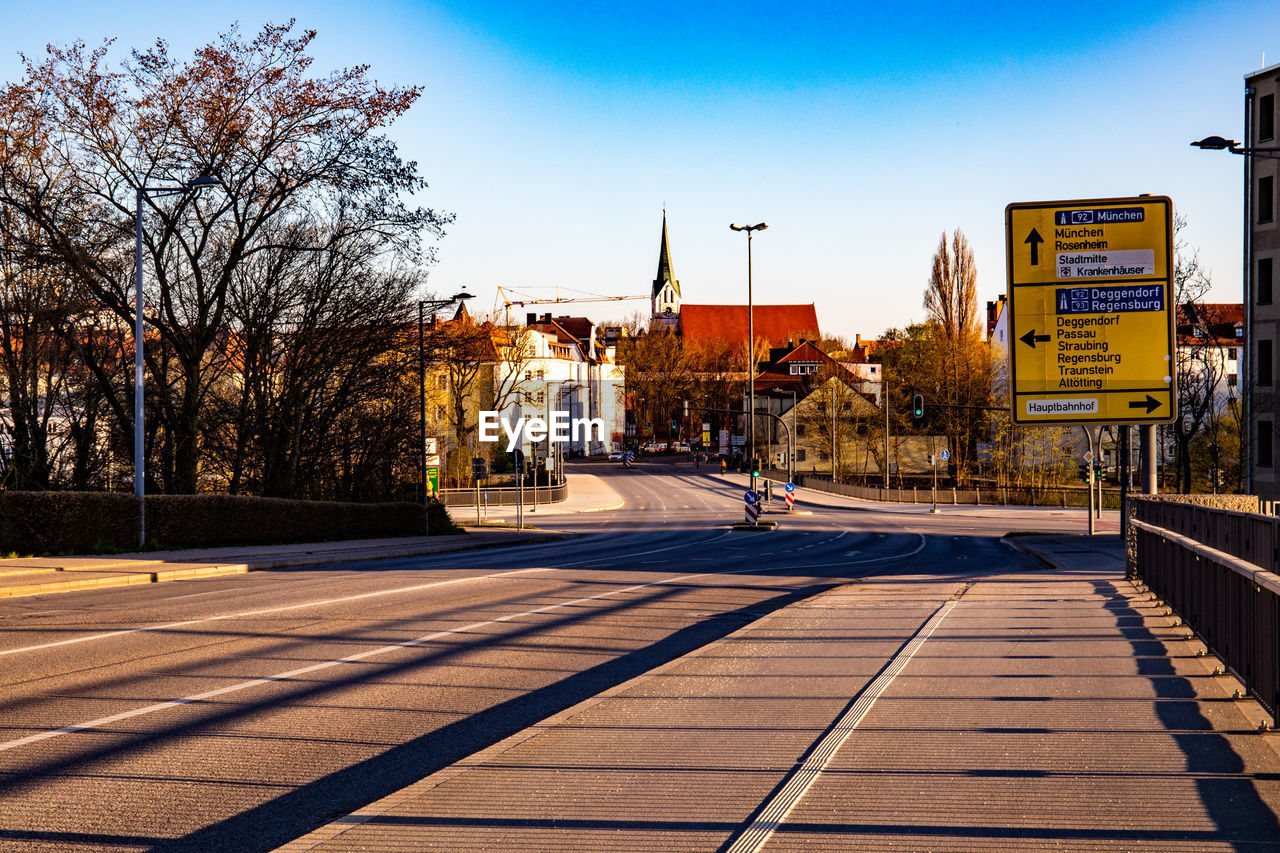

[275,535,1280,852]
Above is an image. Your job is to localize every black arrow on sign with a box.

[1128,395,1161,414]
[1019,329,1050,348]
[1025,228,1044,265]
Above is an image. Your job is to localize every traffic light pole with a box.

[686,404,793,487]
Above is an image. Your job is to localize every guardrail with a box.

[1129,498,1280,727]
[770,470,1124,508]
[438,480,567,508]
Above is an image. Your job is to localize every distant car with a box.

[608,450,624,461]
[672,442,690,453]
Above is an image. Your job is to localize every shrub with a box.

[0,492,459,555]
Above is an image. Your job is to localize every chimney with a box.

[526,313,537,326]
[542,313,551,323]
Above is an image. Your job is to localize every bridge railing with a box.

[1129,497,1280,727]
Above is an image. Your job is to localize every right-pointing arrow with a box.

[1128,395,1161,414]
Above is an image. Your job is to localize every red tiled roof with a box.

[680,304,820,346]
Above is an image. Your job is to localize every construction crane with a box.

[495,285,648,325]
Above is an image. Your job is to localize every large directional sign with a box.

[1006,196,1177,426]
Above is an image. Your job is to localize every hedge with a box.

[0,492,459,555]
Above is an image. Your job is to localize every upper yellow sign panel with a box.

[1005,196,1176,426]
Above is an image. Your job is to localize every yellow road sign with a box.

[1005,196,1176,426]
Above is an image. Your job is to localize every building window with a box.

[1260,339,1274,386]
[1259,420,1274,468]
[1260,176,1275,224]
[797,449,806,462]
[1261,257,1274,305]
[1229,373,1238,387]
[796,424,806,437]
[1261,93,1276,141]
[1229,347,1238,361]
[819,451,830,461]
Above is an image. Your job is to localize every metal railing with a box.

[774,470,1124,508]
[438,479,567,508]
[1129,498,1280,726]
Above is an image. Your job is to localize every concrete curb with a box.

[0,532,572,599]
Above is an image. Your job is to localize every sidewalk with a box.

[0,470,627,600]
[0,528,569,599]
[275,535,1280,852]
[460,470,625,522]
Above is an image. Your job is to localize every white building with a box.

[493,314,626,460]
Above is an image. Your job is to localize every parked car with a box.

[672,442,691,453]
[608,450,624,461]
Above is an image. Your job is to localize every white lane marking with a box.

[0,530,734,659]
[784,533,927,570]
[0,569,548,659]
[726,597,958,853]
[0,559,776,754]
[165,587,246,601]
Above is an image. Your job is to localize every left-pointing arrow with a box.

[1020,329,1050,348]
[1127,395,1161,414]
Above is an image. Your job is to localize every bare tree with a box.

[921,229,993,483]
[0,22,448,493]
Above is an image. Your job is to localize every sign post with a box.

[1006,196,1176,427]
[744,489,760,526]
[1007,196,1176,532]
[784,481,795,511]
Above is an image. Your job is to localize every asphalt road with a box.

[0,461,1088,852]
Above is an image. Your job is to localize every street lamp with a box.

[730,222,767,491]
[1191,135,1280,496]
[134,175,221,549]
[418,291,474,535]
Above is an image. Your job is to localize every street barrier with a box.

[438,479,567,508]
[1129,498,1280,727]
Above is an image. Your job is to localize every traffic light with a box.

[911,394,924,419]
[1077,462,1089,482]
[751,458,761,478]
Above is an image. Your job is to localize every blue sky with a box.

[3,1,1277,340]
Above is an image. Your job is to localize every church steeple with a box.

[652,210,681,319]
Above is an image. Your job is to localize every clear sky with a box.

[3,1,1278,341]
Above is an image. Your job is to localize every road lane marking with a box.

[0,531,733,659]
[725,596,958,853]
[0,568,549,659]
[0,557,780,755]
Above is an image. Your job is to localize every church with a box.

[647,212,821,347]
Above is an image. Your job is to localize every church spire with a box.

[652,210,681,318]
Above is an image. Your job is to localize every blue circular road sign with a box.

[784,482,795,493]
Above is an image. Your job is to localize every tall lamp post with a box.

[419,291,474,535]
[134,175,220,550]
[1191,135,1280,495]
[730,222,768,492]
